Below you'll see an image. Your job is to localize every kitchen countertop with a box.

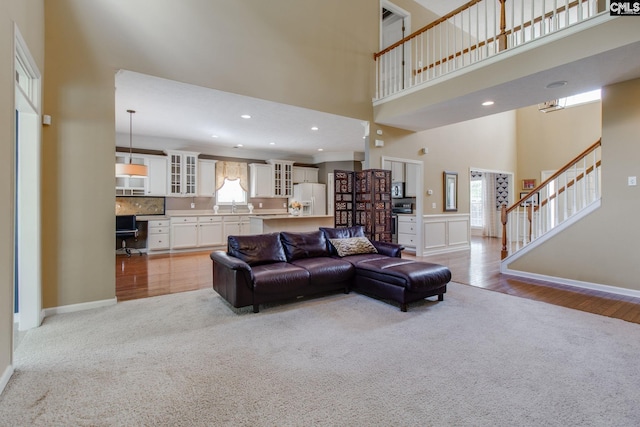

[250,214,333,219]
[134,211,333,221]
[135,209,288,219]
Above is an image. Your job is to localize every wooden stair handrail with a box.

[537,160,601,210]
[374,0,483,60]
[505,139,601,216]
[501,138,601,259]
[380,0,590,83]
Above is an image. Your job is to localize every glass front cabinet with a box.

[267,159,294,198]
[166,150,199,196]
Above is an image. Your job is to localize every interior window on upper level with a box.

[562,89,601,108]
[216,178,247,205]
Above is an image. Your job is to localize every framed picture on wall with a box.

[519,191,539,207]
[522,179,536,190]
[443,171,458,212]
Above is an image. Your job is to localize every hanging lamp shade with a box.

[115,109,148,177]
[115,162,148,177]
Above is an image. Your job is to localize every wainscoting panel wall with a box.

[422,214,470,256]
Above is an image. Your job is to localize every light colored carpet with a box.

[1,282,640,426]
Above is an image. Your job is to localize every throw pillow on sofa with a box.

[329,237,378,257]
[320,226,367,255]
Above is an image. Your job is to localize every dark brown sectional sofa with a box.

[210,226,451,313]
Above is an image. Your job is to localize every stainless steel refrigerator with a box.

[293,183,326,215]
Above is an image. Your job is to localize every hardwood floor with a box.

[116,237,640,324]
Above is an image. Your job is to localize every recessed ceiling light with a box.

[546,80,568,89]
[241,114,251,119]
[269,142,276,145]
[211,134,219,138]
[317,148,323,151]
[235,144,243,148]
[482,101,495,106]
[311,126,319,131]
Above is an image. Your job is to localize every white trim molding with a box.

[500,268,640,300]
[42,298,117,318]
[422,214,470,256]
[1,365,14,396]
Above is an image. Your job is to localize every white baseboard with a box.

[501,268,640,300]
[421,244,470,257]
[42,298,117,317]
[0,364,14,396]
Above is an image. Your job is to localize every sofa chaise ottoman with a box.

[210,226,451,312]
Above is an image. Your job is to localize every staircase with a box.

[500,139,601,262]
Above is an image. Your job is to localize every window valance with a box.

[216,161,248,191]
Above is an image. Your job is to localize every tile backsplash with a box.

[116,197,166,215]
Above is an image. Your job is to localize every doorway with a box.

[469,169,513,238]
[380,1,411,92]
[14,26,43,339]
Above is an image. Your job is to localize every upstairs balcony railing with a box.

[500,139,601,259]
[374,0,608,100]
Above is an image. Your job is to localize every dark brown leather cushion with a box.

[251,263,310,294]
[319,225,366,239]
[227,233,287,266]
[290,257,355,286]
[280,230,330,261]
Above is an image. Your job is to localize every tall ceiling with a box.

[115,70,367,160]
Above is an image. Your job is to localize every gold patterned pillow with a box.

[329,237,378,257]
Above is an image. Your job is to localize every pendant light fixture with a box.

[115,109,148,177]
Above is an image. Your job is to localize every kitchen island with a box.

[249,214,334,234]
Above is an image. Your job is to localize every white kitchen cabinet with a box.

[115,153,147,195]
[267,159,294,197]
[391,161,405,182]
[145,155,168,196]
[165,150,199,196]
[249,163,274,197]
[147,219,170,251]
[115,153,168,196]
[383,159,405,183]
[293,166,319,183]
[198,216,223,246]
[223,215,249,241]
[170,217,199,249]
[170,216,225,249]
[405,162,418,197]
[198,159,218,197]
[397,215,417,251]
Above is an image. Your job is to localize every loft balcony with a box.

[373,0,640,132]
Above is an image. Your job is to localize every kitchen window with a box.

[470,178,483,228]
[217,178,247,205]
[216,161,248,205]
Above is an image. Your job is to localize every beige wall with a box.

[41,0,379,309]
[370,111,518,213]
[0,0,44,387]
[516,101,602,187]
[508,78,640,292]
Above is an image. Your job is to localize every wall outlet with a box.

[259,203,263,208]
[432,202,437,209]
[190,202,195,209]
[283,203,287,208]
[628,176,637,186]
